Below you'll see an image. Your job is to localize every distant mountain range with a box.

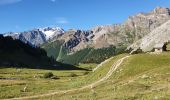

[3,6,170,65]
[3,27,64,46]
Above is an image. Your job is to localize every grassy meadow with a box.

[0,67,91,99]
[1,52,170,99]
[39,52,170,100]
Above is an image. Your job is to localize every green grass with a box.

[1,52,170,99]
[78,63,97,70]
[0,68,88,99]
[38,52,170,100]
[166,44,170,51]
[0,54,125,99]
[68,54,127,87]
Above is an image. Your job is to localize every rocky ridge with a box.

[3,7,170,53]
[49,7,170,53]
[127,19,170,52]
[3,27,64,46]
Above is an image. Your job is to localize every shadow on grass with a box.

[0,62,89,71]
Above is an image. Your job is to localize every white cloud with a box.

[55,17,69,24]
[15,25,20,29]
[0,0,22,5]
[51,0,56,2]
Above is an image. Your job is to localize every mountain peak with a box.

[39,27,64,32]
[151,6,170,15]
[3,26,65,47]
[39,27,65,40]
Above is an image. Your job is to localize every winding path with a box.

[6,56,130,100]
[92,56,114,72]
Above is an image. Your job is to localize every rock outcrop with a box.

[127,20,170,52]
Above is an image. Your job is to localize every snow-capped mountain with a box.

[40,27,64,40]
[3,27,65,47]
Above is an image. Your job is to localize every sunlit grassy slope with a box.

[0,68,87,99]
[39,52,170,100]
[0,54,126,99]
[1,52,170,99]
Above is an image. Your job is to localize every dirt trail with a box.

[92,57,114,72]
[6,56,130,100]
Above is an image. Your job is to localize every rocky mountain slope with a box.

[127,19,170,52]
[45,7,170,53]
[3,27,64,46]
[123,6,170,41]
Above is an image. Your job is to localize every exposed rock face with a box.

[3,27,64,46]
[123,7,170,41]
[19,29,47,46]
[91,24,127,48]
[150,6,170,15]
[57,29,94,52]
[127,20,170,52]
[90,6,170,48]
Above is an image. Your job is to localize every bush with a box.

[43,72,54,78]
[83,72,89,75]
[69,73,77,77]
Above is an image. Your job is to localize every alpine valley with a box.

[1,5,170,100]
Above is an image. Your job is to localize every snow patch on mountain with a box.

[2,27,65,47]
[40,27,65,40]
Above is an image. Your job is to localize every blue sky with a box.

[0,0,170,33]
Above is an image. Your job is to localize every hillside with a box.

[1,52,170,99]
[0,35,80,70]
[128,19,170,52]
[36,52,170,99]
[42,41,126,65]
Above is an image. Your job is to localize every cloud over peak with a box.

[51,0,56,2]
[0,0,22,5]
[55,17,69,24]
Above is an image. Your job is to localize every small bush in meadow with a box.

[43,72,54,78]
[70,73,77,77]
[83,72,89,75]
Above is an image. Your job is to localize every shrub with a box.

[43,72,54,78]
[69,73,77,77]
[83,72,89,75]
